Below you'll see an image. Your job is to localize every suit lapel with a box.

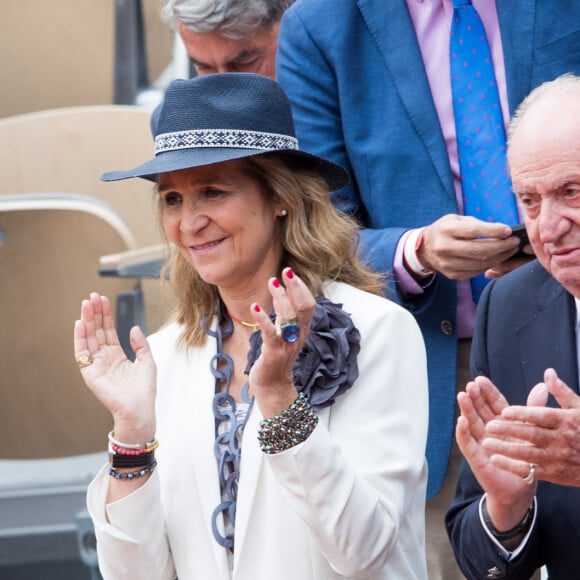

[497,0,535,114]
[517,276,578,396]
[357,0,455,201]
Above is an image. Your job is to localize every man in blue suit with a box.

[446,74,580,579]
[276,2,580,577]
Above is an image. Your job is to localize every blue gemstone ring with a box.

[280,320,300,343]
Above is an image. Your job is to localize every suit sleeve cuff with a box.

[478,494,538,561]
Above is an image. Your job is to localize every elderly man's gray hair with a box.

[162,0,295,38]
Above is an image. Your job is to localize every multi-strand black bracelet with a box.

[258,392,319,454]
[110,449,156,468]
[107,431,159,480]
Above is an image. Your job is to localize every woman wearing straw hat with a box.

[74,73,429,579]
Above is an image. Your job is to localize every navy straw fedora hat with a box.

[101,73,348,190]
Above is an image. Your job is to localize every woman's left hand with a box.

[248,267,315,417]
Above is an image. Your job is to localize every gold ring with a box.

[522,463,536,485]
[77,355,94,368]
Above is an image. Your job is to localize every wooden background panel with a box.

[0,0,172,117]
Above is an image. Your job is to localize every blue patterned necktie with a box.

[450,0,518,302]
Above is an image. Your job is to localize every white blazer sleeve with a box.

[264,291,429,577]
[87,465,176,580]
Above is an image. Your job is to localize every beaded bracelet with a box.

[109,460,158,481]
[110,449,156,469]
[258,392,319,454]
[109,440,159,456]
[107,430,157,452]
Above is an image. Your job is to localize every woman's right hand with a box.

[74,292,157,444]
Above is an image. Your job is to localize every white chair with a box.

[0,194,140,577]
[0,105,172,335]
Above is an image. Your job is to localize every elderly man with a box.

[161,0,294,79]
[446,74,580,579]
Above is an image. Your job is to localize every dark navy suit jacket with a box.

[277,0,580,498]
[446,261,580,579]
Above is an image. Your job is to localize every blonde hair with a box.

[159,154,385,346]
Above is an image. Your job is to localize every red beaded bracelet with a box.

[109,441,159,456]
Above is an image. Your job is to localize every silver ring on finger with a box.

[522,463,536,485]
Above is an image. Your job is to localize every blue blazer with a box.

[446,261,580,579]
[277,0,580,498]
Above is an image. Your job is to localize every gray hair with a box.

[508,73,580,145]
[162,0,295,38]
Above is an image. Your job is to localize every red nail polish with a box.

[254,304,261,312]
[286,268,294,279]
[272,278,280,288]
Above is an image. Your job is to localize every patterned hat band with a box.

[155,128,299,155]
[101,74,348,188]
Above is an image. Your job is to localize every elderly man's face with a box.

[509,93,580,296]
[178,22,280,79]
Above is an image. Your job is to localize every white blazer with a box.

[87,282,429,579]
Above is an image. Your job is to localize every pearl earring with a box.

[279,209,288,217]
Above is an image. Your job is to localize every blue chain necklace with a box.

[203,295,361,550]
[204,307,254,551]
